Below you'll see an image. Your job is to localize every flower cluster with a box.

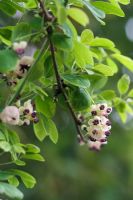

[78,103,112,151]
[1,41,34,86]
[17,100,39,126]
[0,100,39,126]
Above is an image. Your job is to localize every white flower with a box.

[88,140,107,151]
[23,119,30,126]
[19,56,34,67]
[88,141,101,151]
[79,103,112,151]
[15,56,34,79]
[90,103,112,117]
[88,126,106,141]
[23,100,33,114]
[19,100,33,116]
[13,41,27,54]
[0,106,20,125]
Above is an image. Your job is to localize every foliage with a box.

[0,0,132,199]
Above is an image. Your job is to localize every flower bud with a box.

[13,41,27,54]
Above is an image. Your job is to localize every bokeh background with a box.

[1,1,133,200]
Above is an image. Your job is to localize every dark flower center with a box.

[91,111,97,116]
[100,105,105,110]
[93,120,99,125]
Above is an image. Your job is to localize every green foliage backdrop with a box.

[0,0,133,199]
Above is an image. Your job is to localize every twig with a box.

[38,0,85,142]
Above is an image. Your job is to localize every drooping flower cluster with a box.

[78,103,112,151]
[17,100,39,126]
[0,100,39,126]
[1,41,34,86]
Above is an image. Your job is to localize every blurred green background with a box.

[1,2,133,200]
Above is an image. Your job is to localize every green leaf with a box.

[61,74,90,88]
[44,118,58,144]
[90,37,115,48]
[92,1,125,17]
[22,154,45,162]
[26,144,40,154]
[25,0,37,8]
[11,22,31,42]
[33,116,47,141]
[128,89,133,98]
[100,90,116,100]
[113,54,133,72]
[118,0,130,5]
[8,176,19,187]
[0,49,18,73]
[14,160,26,166]
[84,1,105,25]
[0,182,23,199]
[0,141,11,152]
[8,131,20,144]
[67,8,89,26]
[71,88,91,111]
[93,64,115,76]
[0,131,5,140]
[58,6,67,24]
[4,0,25,13]
[106,57,118,73]
[81,29,94,45]
[89,75,108,90]
[52,33,73,51]
[0,35,11,46]
[0,1,16,16]
[33,84,48,97]
[117,74,130,95]
[115,100,127,123]
[12,144,25,154]
[0,171,13,181]
[11,169,36,189]
[66,19,78,38]
[73,41,94,67]
[36,96,56,118]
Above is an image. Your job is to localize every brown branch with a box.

[38,0,85,142]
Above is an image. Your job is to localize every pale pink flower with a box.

[0,106,20,125]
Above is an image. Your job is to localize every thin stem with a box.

[0,161,13,166]
[38,0,85,142]
[38,0,53,21]
[49,38,85,141]
[7,38,48,105]
[15,31,41,42]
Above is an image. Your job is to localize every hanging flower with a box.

[3,56,34,86]
[0,106,20,125]
[17,99,39,126]
[88,140,107,151]
[78,103,112,151]
[15,56,34,79]
[13,41,27,54]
